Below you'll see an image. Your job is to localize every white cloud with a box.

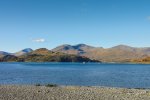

[32,38,45,43]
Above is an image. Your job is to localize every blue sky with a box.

[0,0,150,52]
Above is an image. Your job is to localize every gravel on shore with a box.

[0,85,150,100]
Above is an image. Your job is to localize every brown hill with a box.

[0,48,99,62]
[131,56,150,63]
[52,44,150,62]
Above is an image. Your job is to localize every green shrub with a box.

[45,84,57,87]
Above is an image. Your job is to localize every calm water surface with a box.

[0,62,150,88]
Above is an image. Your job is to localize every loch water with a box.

[0,62,150,88]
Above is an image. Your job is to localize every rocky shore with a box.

[0,85,150,100]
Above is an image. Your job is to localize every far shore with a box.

[1,61,150,64]
[0,85,150,100]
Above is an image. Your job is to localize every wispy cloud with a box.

[32,38,45,43]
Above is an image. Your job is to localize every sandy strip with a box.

[0,85,150,100]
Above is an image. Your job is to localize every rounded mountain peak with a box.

[34,48,49,52]
[22,48,33,53]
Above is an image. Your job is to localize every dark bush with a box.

[45,84,57,87]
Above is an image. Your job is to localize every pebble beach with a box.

[0,85,150,100]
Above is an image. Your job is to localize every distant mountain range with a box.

[52,44,150,62]
[1,44,150,63]
[14,48,33,56]
[0,48,98,62]
[0,51,10,58]
[0,48,33,57]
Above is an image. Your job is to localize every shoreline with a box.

[0,85,150,100]
[0,62,150,64]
